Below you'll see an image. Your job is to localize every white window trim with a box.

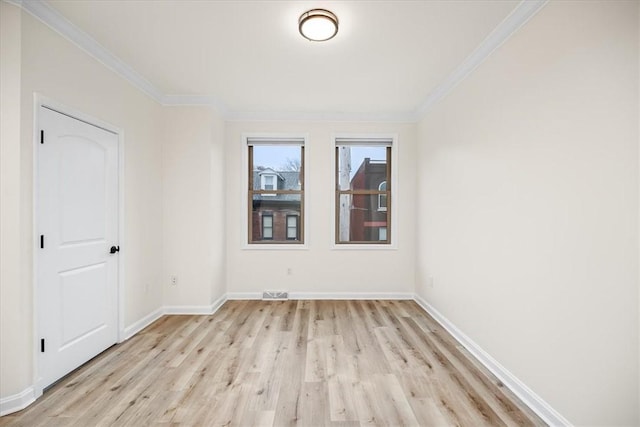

[242,133,309,250]
[331,133,398,250]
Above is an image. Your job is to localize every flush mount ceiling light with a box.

[298,9,339,42]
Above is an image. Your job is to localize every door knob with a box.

[110,245,120,254]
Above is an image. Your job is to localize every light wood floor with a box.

[0,300,545,426]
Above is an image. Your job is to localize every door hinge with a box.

[40,130,44,144]
[40,235,44,249]
[40,338,45,353]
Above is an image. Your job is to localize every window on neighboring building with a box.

[379,226,387,241]
[262,213,273,240]
[262,175,276,191]
[378,181,387,211]
[335,138,392,244]
[286,215,298,240]
[248,138,304,244]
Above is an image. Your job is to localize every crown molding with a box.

[224,109,416,123]
[11,0,547,122]
[13,0,165,103]
[160,95,228,112]
[414,0,548,119]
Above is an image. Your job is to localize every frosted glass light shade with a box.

[299,9,338,42]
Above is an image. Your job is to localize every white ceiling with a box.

[42,0,525,118]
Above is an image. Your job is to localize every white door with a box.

[37,106,119,389]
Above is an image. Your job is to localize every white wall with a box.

[224,121,416,296]
[162,106,226,309]
[0,0,28,401]
[416,1,639,425]
[0,5,165,400]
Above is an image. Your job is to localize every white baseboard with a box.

[164,294,227,315]
[413,294,572,427]
[288,292,413,300]
[163,305,217,315]
[122,307,164,341]
[228,291,413,300]
[0,387,36,417]
[227,292,262,300]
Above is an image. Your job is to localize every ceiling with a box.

[41,0,526,118]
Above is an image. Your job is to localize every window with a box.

[379,226,387,241]
[378,181,387,211]
[248,138,304,244]
[335,138,392,244]
[262,214,273,240]
[262,175,276,191]
[286,215,298,240]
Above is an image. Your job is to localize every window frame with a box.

[333,136,397,248]
[245,135,307,247]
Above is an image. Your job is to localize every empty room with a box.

[0,0,638,425]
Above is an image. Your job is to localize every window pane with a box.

[262,215,273,239]
[337,146,387,191]
[378,193,387,210]
[253,145,301,173]
[337,194,388,242]
[286,216,298,240]
[263,175,275,190]
[252,195,301,242]
[249,142,304,244]
[379,227,387,241]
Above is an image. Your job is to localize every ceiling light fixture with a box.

[298,9,339,42]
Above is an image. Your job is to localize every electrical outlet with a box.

[287,268,292,276]
[171,275,178,286]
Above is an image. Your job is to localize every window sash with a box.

[335,145,391,244]
[248,144,305,244]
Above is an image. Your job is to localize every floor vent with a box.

[262,291,289,300]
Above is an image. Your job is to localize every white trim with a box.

[224,110,415,123]
[164,293,227,315]
[18,0,164,104]
[117,127,126,343]
[122,307,163,341]
[414,0,548,118]
[227,292,263,300]
[228,292,413,300]
[288,292,413,300]
[241,133,309,249]
[164,306,219,315]
[10,0,547,122]
[160,95,227,112]
[332,133,399,249]
[124,295,227,338]
[413,294,572,427]
[0,387,36,417]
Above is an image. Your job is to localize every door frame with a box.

[32,94,125,397]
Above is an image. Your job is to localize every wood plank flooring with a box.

[0,300,546,426]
